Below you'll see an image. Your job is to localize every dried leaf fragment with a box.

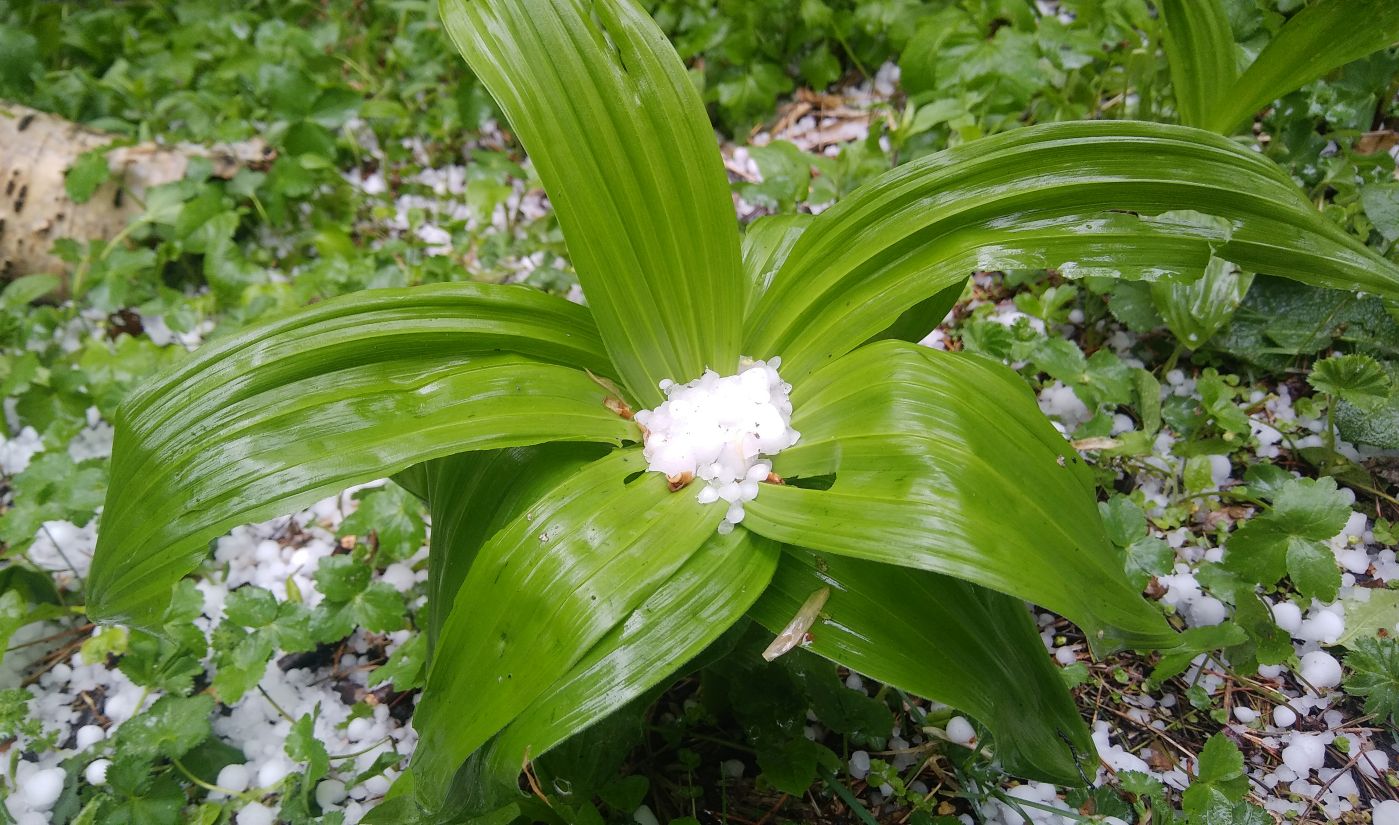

[762,586,830,662]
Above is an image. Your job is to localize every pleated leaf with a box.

[420,444,608,651]
[410,449,721,810]
[750,548,1093,785]
[1158,0,1237,128]
[743,340,1173,650]
[1152,257,1255,349]
[745,121,1399,383]
[440,0,746,405]
[742,214,813,312]
[87,284,633,628]
[1204,0,1399,135]
[448,529,779,816]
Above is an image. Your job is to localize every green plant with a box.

[84,0,1399,819]
[1150,0,1399,349]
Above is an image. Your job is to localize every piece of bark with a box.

[0,101,274,282]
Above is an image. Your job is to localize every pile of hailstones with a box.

[634,358,800,532]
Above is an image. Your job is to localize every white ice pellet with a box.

[84,759,110,786]
[256,758,292,789]
[1281,733,1326,773]
[1233,707,1258,723]
[22,767,66,810]
[849,750,871,779]
[1298,650,1343,690]
[237,802,277,825]
[1357,749,1391,779]
[1273,706,1297,728]
[635,359,798,531]
[946,716,977,746]
[1296,610,1344,644]
[1271,602,1302,635]
[1189,596,1227,627]
[1376,800,1399,825]
[74,724,105,750]
[316,779,347,809]
[1207,454,1231,487]
[217,763,252,793]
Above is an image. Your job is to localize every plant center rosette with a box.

[634,357,799,533]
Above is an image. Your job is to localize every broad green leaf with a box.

[450,529,780,817]
[1158,0,1237,128]
[421,444,606,651]
[742,214,812,312]
[87,283,635,629]
[744,341,1173,650]
[749,548,1093,785]
[865,278,967,345]
[1151,257,1254,349]
[745,122,1399,382]
[1337,590,1399,647]
[411,449,720,810]
[440,0,745,405]
[1204,0,1399,134]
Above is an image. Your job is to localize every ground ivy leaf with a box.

[1241,463,1293,501]
[1343,637,1399,726]
[1269,477,1351,539]
[1194,733,1246,790]
[340,485,426,563]
[1283,537,1340,601]
[314,555,371,602]
[65,147,112,204]
[354,582,406,632]
[756,736,829,796]
[223,585,279,628]
[597,775,649,812]
[117,694,214,760]
[784,653,890,739]
[1032,337,1088,387]
[270,602,321,653]
[1225,477,1349,590]
[1223,520,1290,584]
[287,711,330,785]
[118,630,205,695]
[372,633,426,692]
[211,626,275,703]
[1124,537,1174,590]
[1100,495,1147,547]
[105,768,185,825]
[1227,590,1293,672]
[0,590,27,664]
